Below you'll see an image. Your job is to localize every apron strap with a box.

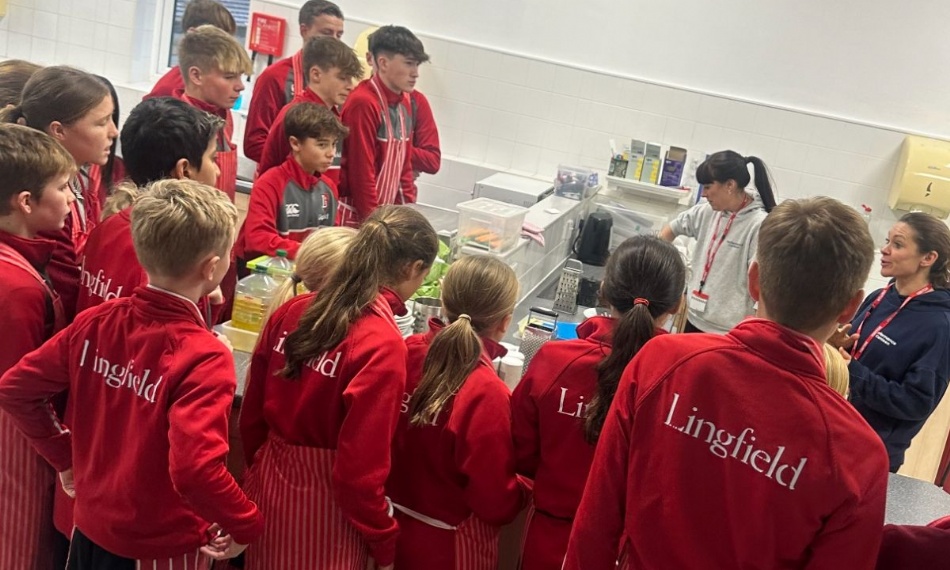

[392,502,457,531]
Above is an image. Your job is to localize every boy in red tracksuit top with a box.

[0,125,76,570]
[339,26,428,226]
[388,255,527,570]
[240,205,438,570]
[78,97,224,316]
[237,103,346,261]
[0,179,263,568]
[244,0,345,163]
[255,35,363,182]
[174,24,252,202]
[512,235,686,570]
[144,0,237,100]
[564,197,890,570]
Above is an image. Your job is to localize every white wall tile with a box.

[30,37,56,64]
[95,0,111,25]
[497,54,530,86]
[489,109,520,141]
[718,128,750,154]
[780,112,821,144]
[36,0,59,13]
[752,105,792,137]
[721,99,757,133]
[459,131,489,163]
[516,115,548,144]
[552,65,583,98]
[32,9,58,40]
[770,167,801,198]
[668,89,702,122]
[440,127,462,157]
[0,31,8,55]
[420,37,449,68]
[58,0,76,18]
[774,139,810,170]
[511,143,541,173]
[446,42,476,75]
[106,24,133,56]
[745,134,781,164]
[461,104,494,137]
[7,32,33,59]
[697,95,729,127]
[639,84,675,117]
[525,60,557,93]
[8,6,35,35]
[93,22,109,51]
[484,138,514,169]
[663,118,696,147]
[692,123,724,150]
[470,50,504,79]
[548,93,577,125]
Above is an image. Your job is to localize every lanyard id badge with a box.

[689,290,709,313]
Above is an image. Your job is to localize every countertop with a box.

[885,473,950,526]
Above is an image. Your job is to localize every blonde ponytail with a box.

[100,181,142,221]
[263,226,356,326]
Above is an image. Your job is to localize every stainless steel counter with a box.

[885,473,950,525]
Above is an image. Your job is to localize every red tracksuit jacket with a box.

[388,320,526,568]
[172,89,238,201]
[340,76,416,222]
[410,90,440,175]
[77,209,222,323]
[236,155,338,261]
[0,285,263,559]
[143,67,184,100]
[240,289,407,565]
[244,54,298,164]
[511,318,670,570]
[255,88,341,188]
[564,318,890,570]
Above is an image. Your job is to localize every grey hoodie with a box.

[670,193,767,333]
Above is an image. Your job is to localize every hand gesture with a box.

[200,524,247,560]
[828,324,858,351]
[59,469,75,498]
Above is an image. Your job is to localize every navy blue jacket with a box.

[849,284,950,471]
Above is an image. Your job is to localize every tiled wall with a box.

[0,0,156,85]
[411,33,907,253]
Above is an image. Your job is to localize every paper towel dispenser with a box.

[889,135,950,219]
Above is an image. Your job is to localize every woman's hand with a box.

[200,524,247,560]
[828,324,858,351]
[59,469,75,498]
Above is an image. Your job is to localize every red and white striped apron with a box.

[242,435,369,570]
[0,242,66,570]
[216,120,238,203]
[133,553,211,570]
[69,165,102,257]
[392,503,499,570]
[338,79,410,227]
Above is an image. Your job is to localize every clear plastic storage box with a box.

[457,197,528,254]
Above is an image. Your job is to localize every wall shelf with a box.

[605,176,693,204]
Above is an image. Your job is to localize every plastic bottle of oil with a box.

[231,266,278,332]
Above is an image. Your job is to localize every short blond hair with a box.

[822,343,850,397]
[100,181,143,221]
[178,25,252,82]
[264,226,356,325]
[131,179,237,278]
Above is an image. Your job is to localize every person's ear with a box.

[199,253,222,282]
[837,289,865,325]
[289,136,303,153]
[495,313,513,337]
[171,158,191,180]
[920,250,939,270]
[11,191,31,215]
[187,66,203,87]
[308,65,322,84]
[747,261,761,302]
[47,121,67,142]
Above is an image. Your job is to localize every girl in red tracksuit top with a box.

[388,255,528,570]
[240,205,438,570]
[510,236,686,570]
[5,66,120,320]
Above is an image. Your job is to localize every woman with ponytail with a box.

[240,205,437,570]
[4,65,119,319]
[387,255,527,569]
[830,212,950,472]
[511,236,685,570]
[660,149,775,334]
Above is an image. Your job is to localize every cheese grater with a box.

[552,259,584,315]
[520,307,558,374]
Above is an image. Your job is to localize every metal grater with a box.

[552,260,584,315]
[520,307,559,374]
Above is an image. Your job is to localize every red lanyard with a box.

[698,197,749,291]
[851,283,933,360]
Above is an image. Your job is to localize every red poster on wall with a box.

[249,13,286,57]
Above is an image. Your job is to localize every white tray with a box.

[606,176,692,203]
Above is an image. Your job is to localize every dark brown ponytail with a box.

[584,236,686,443]
[409,256,518,426]
[696,150,777,213]
[281,205,438,378]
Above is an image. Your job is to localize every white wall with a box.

[0,0,158,86]
[335,0,950,140]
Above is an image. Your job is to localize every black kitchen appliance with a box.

[574,211,613,266]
